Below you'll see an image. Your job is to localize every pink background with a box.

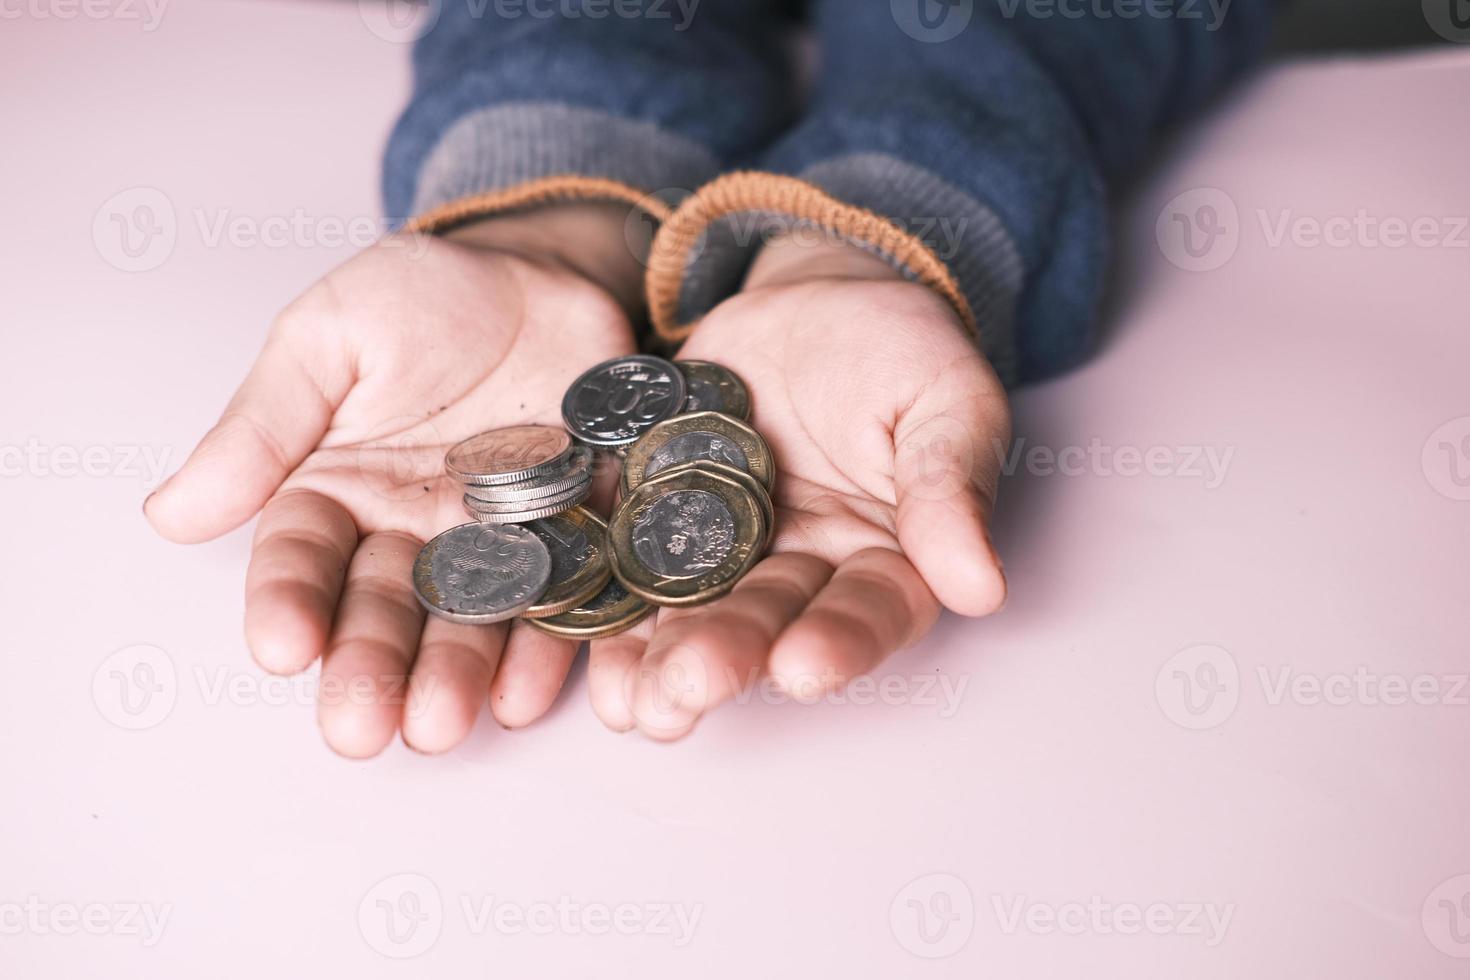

[2,2,1467,976]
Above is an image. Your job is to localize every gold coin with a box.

[608,465,767,607]
[525,577,655,640]
[676,360,751,420]
[621,411,774,496]
[652,460,773,554]
[519,506,613,620]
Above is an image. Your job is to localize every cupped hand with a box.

[588,236,1012,739]
[146,205,644,757]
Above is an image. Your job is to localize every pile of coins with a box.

[411,355,773,640]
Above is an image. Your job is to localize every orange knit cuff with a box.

[645,171,978,344]
[405,175,673,236]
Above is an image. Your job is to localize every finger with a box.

[892,359,1010,616]
[317,532,424,759]
[488,623,579,729]
[586,615,656,733]
[244,490,358,675]
[767,548,939,700]
[628,553,833,741]
[146,327,343,544]
[401,616,507,754]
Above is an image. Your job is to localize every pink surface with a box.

[2,4,1468,977]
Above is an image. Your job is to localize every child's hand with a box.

[145,204,645,757]
[591,235,1012,739]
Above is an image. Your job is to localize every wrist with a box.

[742,232,908,292]
[443,201,646,316]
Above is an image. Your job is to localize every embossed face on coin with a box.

[644,431,749,480]
[562,355,687,447]
[631,489,737,579]
[413,523,552,624]
[445,426,573,486]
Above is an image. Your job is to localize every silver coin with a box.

[562,355,687,447]
[446,426,574,487]
[462,447,593,502]
[644,431,750,481]
[412,523,551,624]
[630,488,737,579]
[463,476,591,513]
[462,481,592,523]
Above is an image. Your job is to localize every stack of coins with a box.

[445,426,593,524]
[412,354,769,638]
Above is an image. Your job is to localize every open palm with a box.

[587,260,1013,739]
[147,230,637,756]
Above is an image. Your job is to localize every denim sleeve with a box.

[382,0,799,225]
[659,0,1275,385]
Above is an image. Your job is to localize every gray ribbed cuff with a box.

[411,103,722,217]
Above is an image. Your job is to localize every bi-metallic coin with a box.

[621,411,774,495]
[676,360,751,420]
[520,507,613,619]
[608,465,766,607]
[525,575,654,640]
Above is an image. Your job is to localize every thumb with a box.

[145,332,339,544]
[892,359,1010,617]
